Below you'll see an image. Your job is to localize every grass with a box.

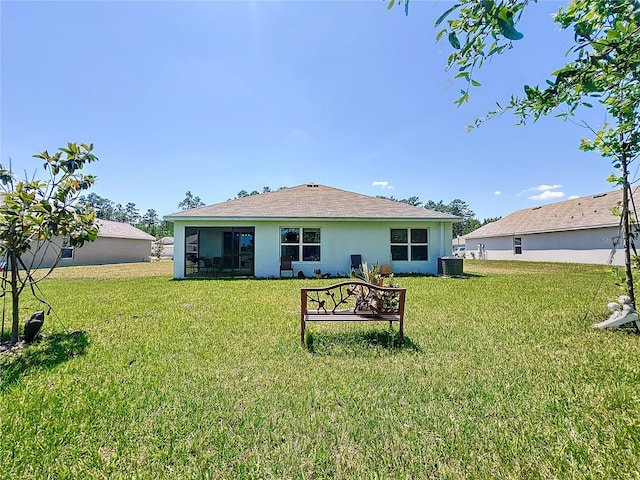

[1,260,639,479]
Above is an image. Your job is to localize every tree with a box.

[433,0,640,305]
[424,198,476,237]
[463,218,481,235]
[156,220,174,238]
[111,203,127,223]
[78,193,116,220]
[378,195,423,206]
[178,191,205,210]
[482,216,502,226]
[140,209,159,235]
[389,0,640,304]
[124,202,140,225]
[0,143,99,343]
[400,196,423,207]
[423,200,448,213]
[151,238,164,259]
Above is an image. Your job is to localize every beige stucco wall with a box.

[24,237,153,268]
[466,226,624,265]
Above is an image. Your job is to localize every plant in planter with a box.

[350,261,400,313]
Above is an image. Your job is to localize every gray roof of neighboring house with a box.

[165,184,460,221]
[98,219,155,240]
[466,189,627,239]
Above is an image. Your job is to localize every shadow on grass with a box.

[306,329,421,355]
[0,331,89,391]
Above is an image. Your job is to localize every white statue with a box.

[593,295,640,330]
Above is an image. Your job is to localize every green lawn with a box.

[1,260,639,479]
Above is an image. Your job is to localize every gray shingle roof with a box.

[98,219,155,240]
[165,184,460,221]
[466,189,628,239]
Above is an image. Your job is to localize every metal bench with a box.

[300,281,406,347]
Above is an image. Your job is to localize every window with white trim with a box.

[390,228,428,261]
[61,247,74,259]
[280,227,321,262]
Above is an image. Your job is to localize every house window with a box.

[280,227,321,262]
[514,237,522,255]
[390,228,428,261]
[61,247,74,259]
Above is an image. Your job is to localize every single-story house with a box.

[159,236,174,258]
[452,234,468,256]
[464,189,630,265]
[164,183,461,278]
[25,219,156,268]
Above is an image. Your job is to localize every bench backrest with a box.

[301,281,406,317]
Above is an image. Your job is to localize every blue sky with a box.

[1,1,615,220]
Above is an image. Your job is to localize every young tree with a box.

[392,0,640,304]
[437,0,640,305]
[0,143,99,343]
[178,191,205,210]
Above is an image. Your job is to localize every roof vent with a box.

[306,183,319,188]
[593,193,607,198]
[532,206,542,210]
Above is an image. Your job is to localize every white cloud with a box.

[525,184,562,192]
[494,191,501,196]
[568,195,579,199]
[518,184,563,197]
[372,181,393,189]
[529,191,565,200]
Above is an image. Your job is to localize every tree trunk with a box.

[621,152,636,308]
[9,250,20,344]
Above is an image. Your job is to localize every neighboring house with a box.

[164,183,460,278]
[25,219,155,268]
[465,190,630,265]
[160,236,174,258]
[452,234,467,254]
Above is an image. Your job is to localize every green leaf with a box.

[387,0,395,11]
[435,4,460,27]
[448,32,461,50]
[471,79,481,87]
[497,17,524,40]
[436,28,447,42]
[523,85,536,99]
[481,0,494,12]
